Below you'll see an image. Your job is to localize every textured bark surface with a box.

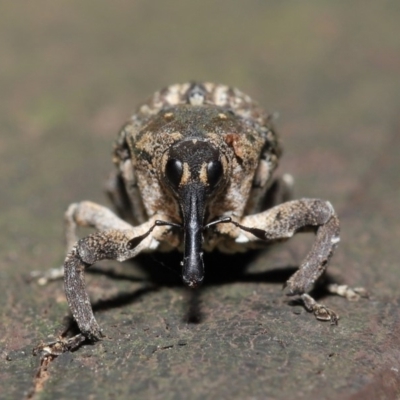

[1,2,400,399]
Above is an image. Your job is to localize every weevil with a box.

[36,82,366,344]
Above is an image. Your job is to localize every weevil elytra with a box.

[36,82,366,344]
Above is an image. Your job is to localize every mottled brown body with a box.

[34,82,366,345]
[111,83,281,253]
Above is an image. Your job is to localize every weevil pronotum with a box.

[34,82,366,347]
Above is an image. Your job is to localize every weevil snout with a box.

[163,139,224,288]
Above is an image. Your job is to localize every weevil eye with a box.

[165,158,183,188]
[207,160,223,190]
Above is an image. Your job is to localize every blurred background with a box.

[1,1,400,399]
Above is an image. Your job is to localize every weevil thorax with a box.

[115,83,281,286]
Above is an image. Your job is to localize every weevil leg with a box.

[64,201,134,250]
[105,171,134,223]
[65,220,162,340]
[260,173,294,210]
[301,293,339,324]
[326,284,369,301]
[33,333,87,357]
[234,198,340,322]
[105,171,148,226]
[245,174,294,216]
[31,201,134,284]
[30,267,66,285]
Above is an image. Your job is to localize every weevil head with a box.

[164,139,224,196]
[162,139,225,288]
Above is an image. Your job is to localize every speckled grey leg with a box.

[234,198,341,323]
[245,174,294,216]
[31,201,135,285]
[326,284,369,301]
[65,220,161,340]
[105,163,148,226]
[64,201,134,251]
[105,172,135,223]
[262,173,294,209]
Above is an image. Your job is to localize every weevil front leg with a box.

[65,219,164,340]
[233,198,341,323]
[31,201,135,284]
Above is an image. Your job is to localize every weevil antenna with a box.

[127,220,182,250]
[203,217,232,230]
[155,220,183,229]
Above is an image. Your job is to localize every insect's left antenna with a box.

[203,217,232,230]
